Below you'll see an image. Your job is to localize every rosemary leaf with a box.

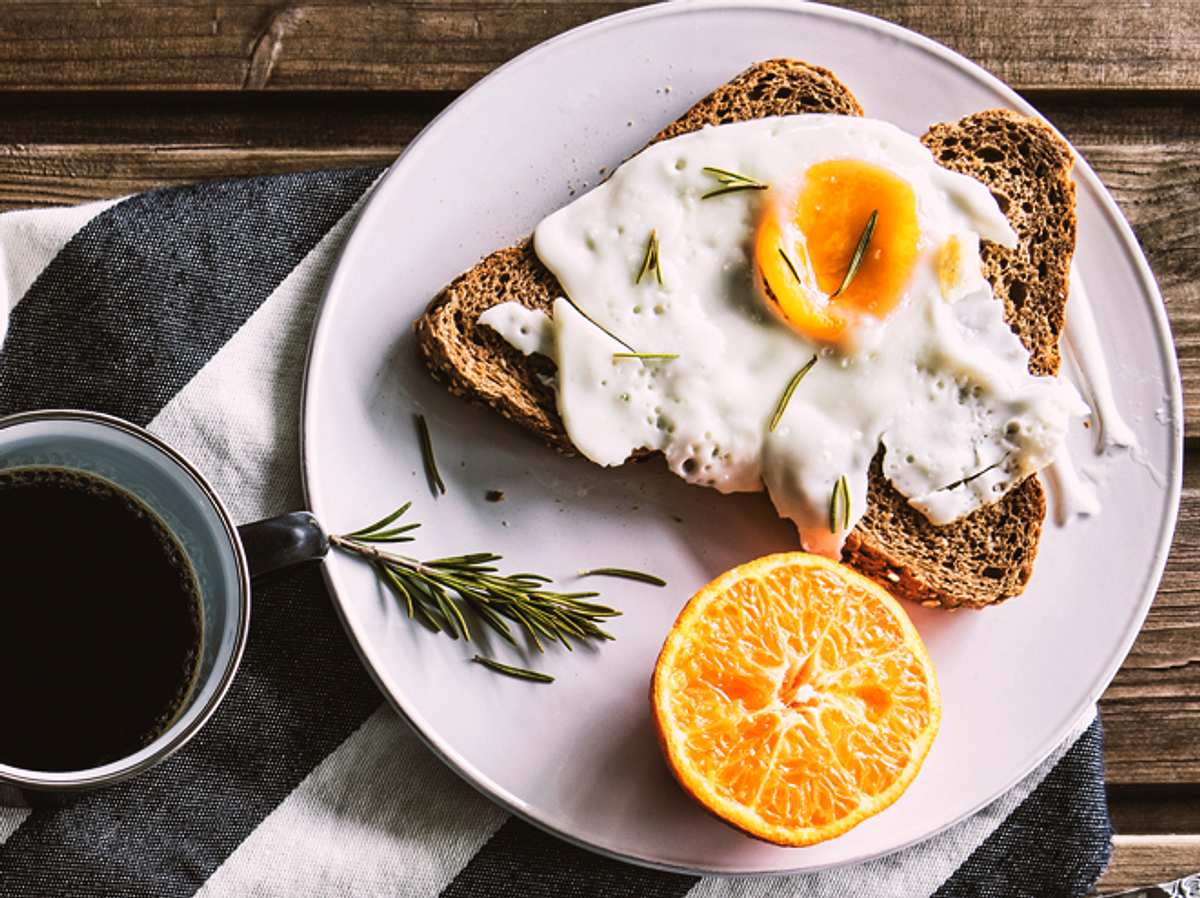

[832,210,877,297]
[415,414,446,496]
[828,475,852,532]
[379,562,415,619]
[579,567,667,587]
[701,166,769,199]
[778,247,803,284]
[351,523,420,544]
[472,655,555,683]
[346,502,412,538]
[562,296,636,353]
[939,457,1007,492]
[768,354,819,433]
[612,352,679,361]
[428,552,501,566]
[636,229,664,286]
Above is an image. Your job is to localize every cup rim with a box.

[0,408,252,792]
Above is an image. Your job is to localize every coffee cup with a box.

[0,409,329,805]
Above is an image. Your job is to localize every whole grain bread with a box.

[416,60,863,453]
[415,62,1075,610]
[842,110,1076,609]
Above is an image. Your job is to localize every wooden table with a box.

[3,2,1194,892]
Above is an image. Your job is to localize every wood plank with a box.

[1094,835,1200,895]
[1109,784,1200,834]
[0,1,1197,92]
[1102,449,1200,784]
[0,145,395,209]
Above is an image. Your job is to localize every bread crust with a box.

[414,62,1074,610]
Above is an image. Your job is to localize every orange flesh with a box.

[755,159,920,341]
[652,553,940,846]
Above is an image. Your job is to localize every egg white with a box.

[480,114,1085,554]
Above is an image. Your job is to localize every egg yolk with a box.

[755,159,919,341]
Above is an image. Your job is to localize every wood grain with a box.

[1095,835,1200,895]
[0,1,1198,92]
[1109,784,1200,834]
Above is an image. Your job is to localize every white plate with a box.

[301,0,1181,875]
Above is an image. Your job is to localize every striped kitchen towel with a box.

[0,170,1111,898]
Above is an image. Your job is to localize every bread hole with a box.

[774,87,793,100]
[941,137,958,147]
[981,566,1005,580]
[1021,201,1033,214]
[975,146,1004,163]
[1008,280,1027,309]
[990,191,1010,214]
[1037,260,1047,279]
[939,149,957,162]
[1018,141,1031,158]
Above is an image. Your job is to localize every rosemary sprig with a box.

[415,414,446,496]
[472,655,555,683]
[828,475,852,532]
[612,352,679,361]
[701,166,768,199]
[636,229,664,286]
[768,354,818,432]
[832,210,877,297]
[579,567,667,587]
[331,503,621,657]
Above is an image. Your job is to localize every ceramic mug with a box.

[0,409,330,805]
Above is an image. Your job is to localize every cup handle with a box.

[237,511,330,580]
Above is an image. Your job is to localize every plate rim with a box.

[300,0,1183,876]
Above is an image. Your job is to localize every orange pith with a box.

[651,553,940,846]
[755,159,920,341]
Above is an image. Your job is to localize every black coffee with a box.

[0,467,203,771]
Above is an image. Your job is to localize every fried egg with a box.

[480,114,1085,554]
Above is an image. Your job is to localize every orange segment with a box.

[651,553,940,846]
[755,160,920,341]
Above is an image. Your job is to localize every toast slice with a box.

[416,60,864,454]
[415,63,1075,610]
[843,111,1076,609]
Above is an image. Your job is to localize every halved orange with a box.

[651,552,940,846]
